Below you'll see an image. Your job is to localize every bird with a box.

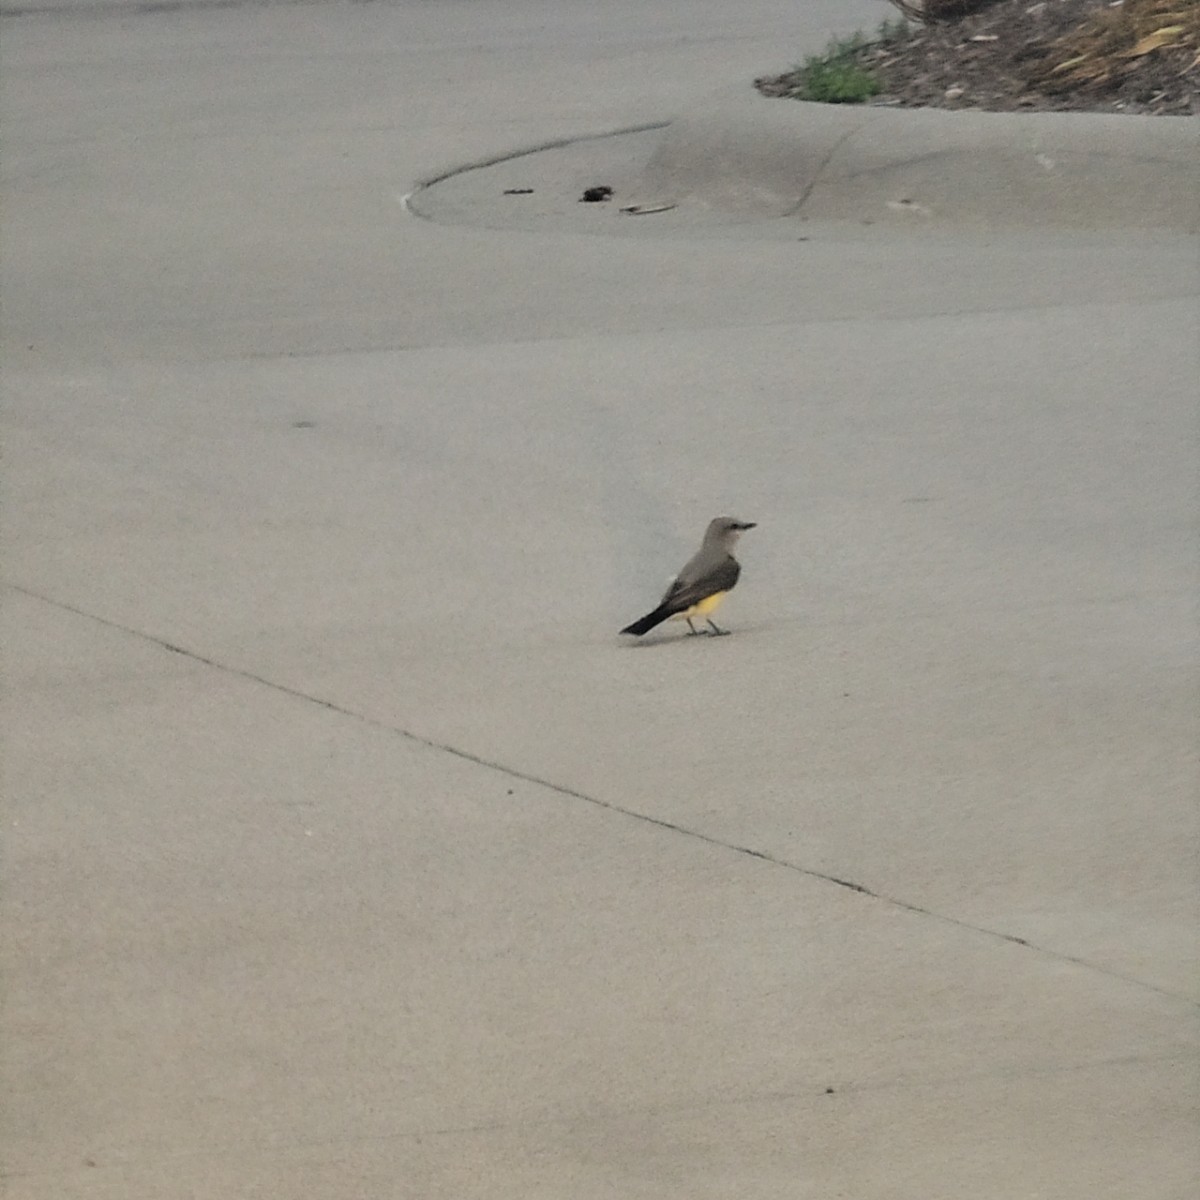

[621,517,756,637]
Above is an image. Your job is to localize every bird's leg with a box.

[685,617,702,635]
[706,619,728,636]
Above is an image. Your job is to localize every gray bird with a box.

[621,517,756,637]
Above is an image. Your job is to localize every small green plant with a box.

[800,35,882,103]
[877,15,911,43]
[825,31,870,58]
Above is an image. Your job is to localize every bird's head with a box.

[707,516,756,547]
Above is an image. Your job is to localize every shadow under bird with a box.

[621,517,756,637]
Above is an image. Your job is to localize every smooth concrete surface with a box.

[3,2,1198,1198]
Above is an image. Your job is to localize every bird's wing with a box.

[660,555,740,612]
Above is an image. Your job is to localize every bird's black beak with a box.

[736,521,757,530]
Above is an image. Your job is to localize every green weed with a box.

[800,35,882,103]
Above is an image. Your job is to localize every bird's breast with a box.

[673,590,728,620]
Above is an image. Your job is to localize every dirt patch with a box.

[757,0,1199,116]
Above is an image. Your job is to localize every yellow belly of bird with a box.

[672,590,728,620]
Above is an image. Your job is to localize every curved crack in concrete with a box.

[404,121,669,221]
[781,116,871,219]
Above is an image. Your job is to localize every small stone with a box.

[945,85,965,101]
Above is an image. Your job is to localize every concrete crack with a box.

[781,117,871,219]
[9,581,1195,1009]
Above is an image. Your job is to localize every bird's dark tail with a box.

[621,605,674,636]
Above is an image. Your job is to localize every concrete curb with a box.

[636,93,1200,232]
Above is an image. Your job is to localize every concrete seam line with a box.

[218,291,1198,365]
[10,580,1196,1011]
[404,122,669,220]
[1,0,256,19]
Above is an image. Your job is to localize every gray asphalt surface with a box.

[3,2,1197,1197]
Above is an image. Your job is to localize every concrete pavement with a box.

[635,93,1200,230]
[415,91,1199,233]
[3,2,1197,1197]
